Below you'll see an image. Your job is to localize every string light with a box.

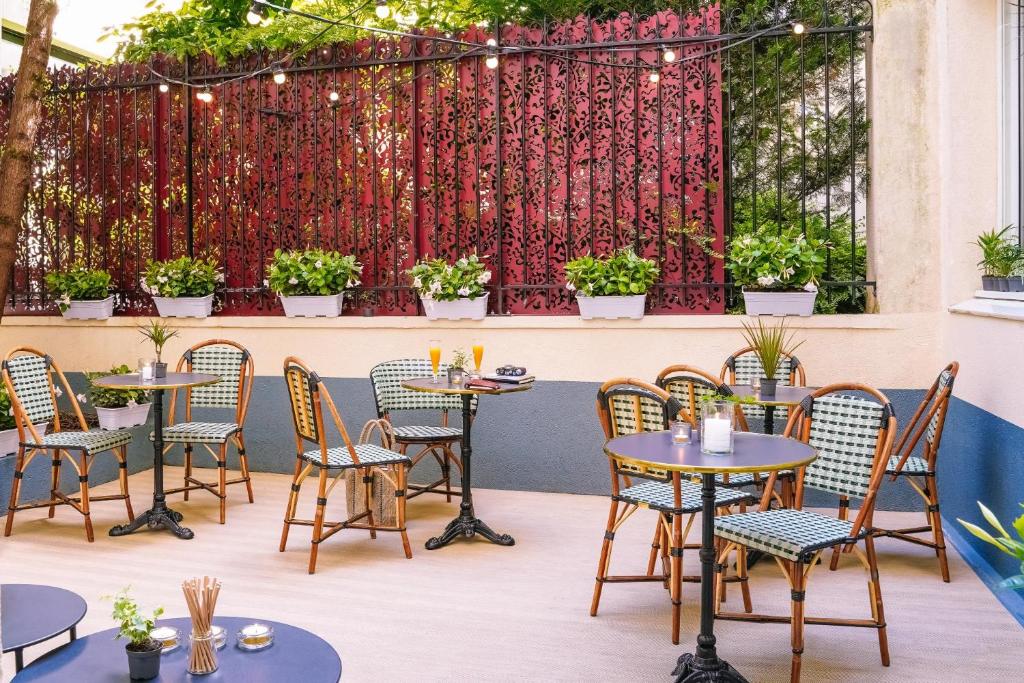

[158,82,169,93]
[328,91,340,104]
[246,1,266,25]
[662,47,676,63]
[792,22,805,35]
[649,68,660,84]
[196,89,213,103]
[375,0,390,20]
[273,68,286,84]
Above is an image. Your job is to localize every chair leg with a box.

[590,497,619,617]
[117,446,134,522]
[183,445,192,501]
[234,433,254,503]
[829,497,850,571]
[218,443,228,524]
[670,511,682,645]
[48,450,62,518]
[865,535,891,666]
[397,464,412,559]
[79,454,94,543]
[790,561,806,683]
[279,458,304,552]
[737,543,752,613]
[5,447,26,536]
[647,517,662,576]
[925,480,951,582]
[363,467,376,539]
[308,466,329,574]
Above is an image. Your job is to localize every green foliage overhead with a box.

[407,253,491,301]
[86,365,151,409]
[44,266,112,309]
[267,248,362,296]
[564,247,659,296]
[142,256,222,298]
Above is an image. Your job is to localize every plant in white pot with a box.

[267,248,362,317]
[408,253,492,320]
[108,588,164,681]
[0,385,47,457]
[565,247,659,320]
[142,256,222,318]
[46,266,115,319]
[727,229,827,316]
[86,365,151,431]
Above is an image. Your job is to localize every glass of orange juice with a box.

[428,339,442,383]
[472,341,484,375]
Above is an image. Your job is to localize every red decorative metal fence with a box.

[0,8,726,316]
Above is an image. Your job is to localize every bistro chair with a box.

[720,346,806,430]
[2,348,134,542]
[713,384,896,682]
[869,362,958,582]
[590,378,755,645]
[161,340,255,524]
[279,357,413,573]
[370,359,474,503]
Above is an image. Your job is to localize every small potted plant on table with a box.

[740,318,803,399]
[86,365,151,431]
[0,385,47,456]
[408,253,492,320]
[565,247,659,320]
[142,256,222,318]
[267,248,362,317]
[45,266,114,320]
[138,320,178,378]
[975,226,1023,292]
[727,229,827,316]
[109,588,164,681]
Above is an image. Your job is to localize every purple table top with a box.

[12,616,341,683]
[604,431,817,474]
[727,384,817,407]
[91,372,221,390]
[1,584,86,653]
[402,376,532,396]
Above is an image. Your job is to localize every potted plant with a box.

[447,349,470,385]
[727,229,828,316]
[85,365,151,431]
[358,291,376,317]
[958,502,1024,592]
[142,256,222,318]
[267,248,362,317]
[407,253,492,320]
[109,588,164,681]
[564,247,659,320]
[739,318,803,399]
[975,226,1023,292]
[0,385,47,456]
[138,320,178,379]
[45,266,114,320]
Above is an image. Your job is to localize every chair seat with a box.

[392,425,462,443]
[155,422,240,444]
[302,443,412,469]
[714,508,861,562]
[619,480,753,514]
[26,429,132,453]
[886,454,931,475]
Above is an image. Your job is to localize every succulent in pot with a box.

[138,320,178,379]
[45,266,115,319]
[407,253,492,320]
[564,247,660,320]
[108,588,164,681]
[86,365,151,431]
[740,318,804,399]
[727,229,828,316]
[975,225,1023,293]
[267,248,362,318]
[142,256,222,318]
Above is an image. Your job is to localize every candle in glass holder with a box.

[150,626,180,653]
[237,623,274,650]
[670,420,692,444]
[702,418,732,452]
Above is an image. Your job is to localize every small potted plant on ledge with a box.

[45,265,114,320]
[267,248,362,317]
[0,385,47,456]
[564,247,659,320]
[740,318,803,399]
[86,365,151,431]
[975,226,1023,292]
[727,229,827,316]
[408,253,492,320]
[142,256,222,318]
[138,320,178,378]
[109,588,164,681]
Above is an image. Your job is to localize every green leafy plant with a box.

[740,318,803,381]
[700,392,757,405]
[450,349,470,371]
[958,502,1024,592]
[727,228,828,291]
[407,253,491,301]
[108,588,164,650]
[0,385,15,431]
[142,256,222,298]
[564,247,660,297]
[975,226,1022,277]
[267,248,362,296]
[85,365,150,409]
[45,266,112,309]
[138,320,179,363]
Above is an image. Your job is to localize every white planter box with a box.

[742,290,817,317]
[422,293,489,321]
[95,403,152,431]
[577,294,647,320]
[152,294,214,318]
[280,293,345,318]
[61,296,114,320]
[0,423,48,456]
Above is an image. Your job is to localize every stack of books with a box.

[484,372,536,385]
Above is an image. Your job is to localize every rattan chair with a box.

[161,340,255,524]
[713,384,896,683]
[279,357,412,573]
[2,348,134,542]
[370,359,474,503]
[720,346,806,429]
[590,378,755,645]
[870,362,958,582]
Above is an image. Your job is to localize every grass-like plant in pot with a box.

[86,364,151,431]
[45,266,114,320]
[109,587,164,681]
[267,248,362,318]
[407,253,492,320]
[138,320,179,378]
[142,256,222,318]
[975,225,1023,292]
[564,247,659,320]
[740,318,804,399]
[958,502,1024,593]
[727,229,828,316]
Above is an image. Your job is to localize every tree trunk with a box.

[0,0,58,321]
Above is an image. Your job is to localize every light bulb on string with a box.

[792,22,805,35]
[273,68,286,85]
[485,53,499,69]
[197,88,213,103]
[649,68,660,84]
[375,0,390,20]
[246,2,266,25]
[662,47,676,63]
[328,91,340,105]
[486,38,497,47]
[485,38,499,70]
[158,82,169,93]
[405,10,418,24]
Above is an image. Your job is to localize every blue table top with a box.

[1,584,87,653]
[12,616,342,682]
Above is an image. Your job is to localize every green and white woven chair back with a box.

[3,354,56,425]
[660,376,720,422]
[730,353,796,422]
[187,346,247,409]
[925,368,955,447]
[370,359,475,414]
[606,389,671,436]
[284,364,320,444]
[803,394,888,499]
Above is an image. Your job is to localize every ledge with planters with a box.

[726,229,827,316]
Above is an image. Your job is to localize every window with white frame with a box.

[1003,0,1024,244]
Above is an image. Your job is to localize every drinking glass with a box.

[428,340,442,384]
[700,399,735,454]
[472,341,484,375]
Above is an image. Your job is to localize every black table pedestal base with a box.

[425,514,514,549]
[109,507,192,539]
[673,653,748,683]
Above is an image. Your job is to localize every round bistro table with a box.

[11,616,341,682]
[725,384,816,435]
[91,372,221,540]
[402,377,531,549]
[1,584,87,673]
[603,431,817,683]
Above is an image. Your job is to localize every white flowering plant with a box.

[0,385,15,431]
[85,364,149,409]
[142,256,222,298]
[45,266,112,311]
[267,249,362,296]
[407,254,491,301]
[564,247,659,297]
[726,229,828,291]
